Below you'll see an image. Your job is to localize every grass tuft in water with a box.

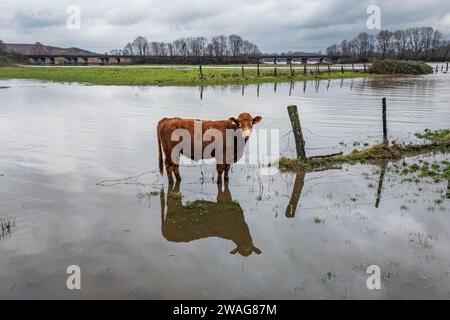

[278,129,450,174]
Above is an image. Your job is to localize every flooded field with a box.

[0,71,449,299]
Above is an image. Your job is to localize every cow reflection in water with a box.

[160,182,261,256]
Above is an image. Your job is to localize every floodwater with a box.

[0,69,449,299]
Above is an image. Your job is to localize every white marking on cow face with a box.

[242,128,252,138]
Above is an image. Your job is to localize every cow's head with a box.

[230,245,262,257]
[229,113,262,139]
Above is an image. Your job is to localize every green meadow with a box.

[0,66,380,86]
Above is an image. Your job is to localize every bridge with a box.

[257,55,342,64]
[23,54,342,66]
[26,54,133,65]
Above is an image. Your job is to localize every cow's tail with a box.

[158,134,164,176]
[157,127,164,176]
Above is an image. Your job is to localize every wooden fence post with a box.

[290,62,294,76]
[328,65,331,74]
[341,65,344,73]
[257,62,260,77]
[303,64,307,75]
[446,62,449,72]
[352,63,355,72]
[199,65,203,79]
[382,97,388,143]
[364,63,367,72]
[274,67,277,76]
[287,105,306,159]
[241,66,245,77]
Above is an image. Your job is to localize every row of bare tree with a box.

[109,35,261,58]
[326,27,449,62]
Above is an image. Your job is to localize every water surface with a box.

[0,71,449,299]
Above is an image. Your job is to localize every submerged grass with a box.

[415,129,450,144]
[278,129,450,173]
[0,66,380,86]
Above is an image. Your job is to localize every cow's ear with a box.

[228,117,240,127]
[252,116,262,125]
[230,247,238,254]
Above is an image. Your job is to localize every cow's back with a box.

[157,117,234,162]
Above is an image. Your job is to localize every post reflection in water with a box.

[375,161,388,208]
[160,182,261,257]
[285,171,306,218]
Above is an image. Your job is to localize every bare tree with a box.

[205,43,214,57]
[376,30,393,59]
[173,38,187,56]
[392,30,408,59]
[228,34,243,57]
[149,42,160,56]
[109,49,123,55]
[430,30,442,60]
[132,36,149,56]
[407,27,424,59]
[211,35,228,60]
[123,42,133,55]
[167,42,174,57]
[326,44,340,56]
[419,27,434,59]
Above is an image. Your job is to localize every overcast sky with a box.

[1,0,449,53]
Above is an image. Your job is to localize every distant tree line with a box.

[108,35,261,59]
[326,27,449,62]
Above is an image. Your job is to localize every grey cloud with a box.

[0,0,449,53]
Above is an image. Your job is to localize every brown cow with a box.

[157,113,262,184]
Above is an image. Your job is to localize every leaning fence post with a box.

[446,62,449,72]
[287,105,306,159]
[382,97,388,143]
[241,66,245,77]
[341,65,344,73]
[257,62,260,77]
[327,65,331,73]
[289,62,294,76]
[199,65,203,79]
[274,67,277,76]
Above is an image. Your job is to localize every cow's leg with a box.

[165,159,174,184]
[219,180,231,201]
[224,164,231,182]
[174,164,181,181]
[216,164,225,184]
